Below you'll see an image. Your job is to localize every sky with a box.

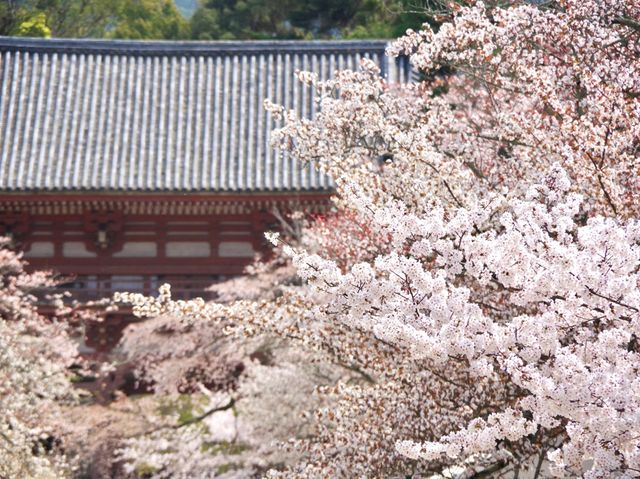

[174,0,197,17]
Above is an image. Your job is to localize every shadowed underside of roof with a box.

[0,37,410,193]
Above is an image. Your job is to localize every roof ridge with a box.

[0,36,391,57]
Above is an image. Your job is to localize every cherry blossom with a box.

[118,1,640,476]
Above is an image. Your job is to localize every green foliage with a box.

[0,1,28,36]
[1,0,187,39]
[1,0,430,40]
[202,440,248,455]
[190,0,429,40]
[191,0,303,40]
[135,462,159,476]
[14,11,50,37]
[21,0,117,37]
[110,0,189,39]
[157,394,209,426]
[216,462,242,474]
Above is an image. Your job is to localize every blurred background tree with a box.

[109,0,189,39]
[0,0,428,40]
[0,0,25,36]
[190,0,429,40]
[0,0,188,39]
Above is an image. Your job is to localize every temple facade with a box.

[0,37,409,350]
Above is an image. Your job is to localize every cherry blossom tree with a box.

[267,1,640,475]
[119,0,640,477]
[115,277,350,478]
[0,238,79,478]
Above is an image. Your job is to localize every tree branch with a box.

[613,16,640,33]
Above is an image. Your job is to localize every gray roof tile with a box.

[0,37,411,193]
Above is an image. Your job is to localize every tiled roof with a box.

[0,37,410,193]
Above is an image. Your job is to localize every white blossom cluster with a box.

[116,345,343,479]
[117,0,640,477]
[387,0,640,217]
[272,165,639,476]
[0,239,79,478]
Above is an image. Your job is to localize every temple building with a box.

[0,37,409,350]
